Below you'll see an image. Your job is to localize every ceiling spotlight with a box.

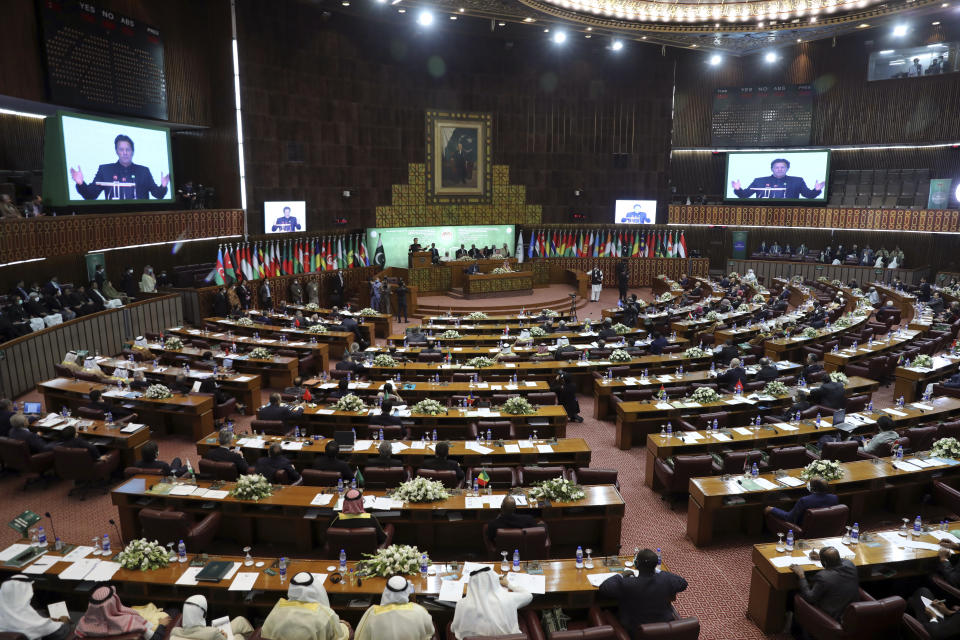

[553,31,567,43]
[459,7,464,11]
[933,21,941,25]
[417,9,433,25]
[709,54,722,65]
[398,8,405,12]
[892,24,907,36]
[450,15,456,19]
[523,17,535,22]
[498,21,505,26]
[764,51,777,62]
[612,39,624,50]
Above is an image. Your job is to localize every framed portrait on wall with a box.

[425,110,492,204]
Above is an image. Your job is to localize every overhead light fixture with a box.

[764,51,777,62]
[879,49,894,54]
[892,24,907,36]
[611,39,623,50]
[498,21,505,26]
[398,8,405,12]
[709,54,722,65]
[691,44,698,48]
[417,9,433,25]
[857,23,870,28]
[553,30,567,43]
[932,21,941,25]
[450,15,456,19]
[523,17,535,22]
[586,26,593,30]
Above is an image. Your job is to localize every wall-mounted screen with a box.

[366,225,515,269]
[868,43,958,81]
[614,200,656,224]
[264,201,307,234]
[42,112,174,206]
[724,150,829,202]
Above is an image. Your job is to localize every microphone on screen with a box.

[45,512,62,551]
[108,519,125,548]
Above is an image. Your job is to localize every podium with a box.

[409,251,432,268]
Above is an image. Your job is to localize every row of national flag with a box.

[526,229,687,259]
[213,234,380,285]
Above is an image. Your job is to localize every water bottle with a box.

[175,539,185,562]
[868,400,874,412]
[751,462,759,478]
[294,426,301,438]
[378,427,384,441]
[420,554,429,577]
[105,411,113,426]
[914,515,922,534]
[575,545,584,568]
[798,376,806,388]
[815,412,821,428]
[712,418,719,432]
[678,365,684,376]
[710,362,716,374]
[61,406,68,418]
[352,427,356,441]
[486,428,492,441]
[785,529,794,551]
[656,547,662,572]
[279,556,287,582]
[755,416,761,427]
[794,410,801,423]
[513,549,520,571]
[184,363,190,374]
[37,526,47,548]
[472,478,479,495]
[896,444,904,460]
[337,477,344,494]
[350,478,357,490]
[339,549,347,573]
[432,428,437,441]
[666,422,672,436]
[101,533,111,555]
[898,396,905,408]
[850,522,860,545]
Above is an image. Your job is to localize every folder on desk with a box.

[196,560,235,582]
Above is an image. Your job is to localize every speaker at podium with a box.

[409,251,432,268]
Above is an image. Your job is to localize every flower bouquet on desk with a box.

[657,292,674,303]
[831,279,843,286]
[440,330,461,339]
[911,354,933,369]
[501,396,536,415]
[684,346,706,359]
[704,311,720,322]
[412,398,445,416]
[799,459,844,482]
[931,437,960,459]
[670,282,683,291]
[801,327,820,339]
[828,371,848,385]
[306,324,328,334]
[248,347,273,360]
[144,384,173,399]
[304,303,320,311]
[529,477,585,503]
[230,474,273,501]
[762,381,790,397]
[729,272,740,280]
[465,311,489,321]
[163,337,184,351]
[540,309,559,318]
[372,354,397,367]
[393,477,450,503]
[359,308,379,317]
[117,539,169,571]
[236,317,254,326]
[465,356,494,368]
[610,349,631,363]
[850,288,864,297]
[330,393,366,413]
[491,267,514,275]
[834,317,854,328]
[752,294,766,304]
[357,544,430,577]
[690,386,720,404]
[528,326,546,337]
[612,323,630,334]
[816,276,829,284]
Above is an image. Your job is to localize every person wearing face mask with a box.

[170,594,253,640]
[121,267,139,298]
[140,266,157,293]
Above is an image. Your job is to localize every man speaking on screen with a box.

[731,158,824,199]
[70,134,169,200]
[271,206,302,232]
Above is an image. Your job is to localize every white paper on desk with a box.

[884,409,907,417]
[391,442,409,453]
[681,432,704,441]
[911,403,935,411]
[121,423,146,434]
[524,381,537,387]
[505,363,517,369]
[453,347,463,352]
[60,546,94,563]
[204,490,229,500]
[658,375,674,382]
[311,493,334,506]
[191,488,210,498]
[485,495,506,509]
[316,409,336,415]
[47,601,69,620]
[513,495,527,506]
[907,458,935,468]
[351,440,372,451]
[926,530,960,542]
[903,540,942,551]
[23,556,58,575]
[0,543,31,562]
[465,442,494,455]
[769,555,821,568]
[655,403,673,410]
[503,444,521,453]
[774,423,799,431]
[733,427,753,436]
[753,478,778,490]
[229,572,259,591]
[723,480,745,494]
[59,559,98,580]
[537,445,554,454]
[87,561,121,582]
[816,539,855,558]
[464,497,485,509]
[517,440,535,449]
[490,385,503,391]
[282,442,304,451]
[893,460,922,472]
[170,484,199,496]
[507,572,546,594]
[175,566,204,586]
[586,572,635,587]
[777,476,805,488]
[711,433,732,442]
[438,580,466,602]
[223,562,242,581]
[878,531,907,546]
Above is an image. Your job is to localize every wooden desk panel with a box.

[894,355,960,403]
[176,322,339,363]
[823,329,923,372]
[464,272,532,298]
[144,342,302,389]
[764,314,872,362]
[31,416,151,467]
[284,303,392,338]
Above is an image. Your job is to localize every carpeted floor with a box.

[0,285,904,639]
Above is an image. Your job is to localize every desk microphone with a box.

[44,512,62,550]
[108,519,125,548]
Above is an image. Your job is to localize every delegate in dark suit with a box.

[716,342,739,365]
[756,363,780,382]
[313,455,354,480]
[767,487,839,525]
[795,557,859,621]
[486,511,539,542]
[258,396,304,423]
[74,161,168,200]
[9,425,52,453]
[420,456,464,482]
[648,335,668,355]
[719,365,748,390]
[56,435,101,461]
[255,451,301,484]
[808,381,845,410]
[203,445,250,474]
[598,565,688,630]
[733,175,822,199]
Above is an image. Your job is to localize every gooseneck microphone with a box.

[108,518,125,548]
[44,512,62,550]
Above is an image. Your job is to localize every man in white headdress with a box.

[0,574,71,640]
[354,576,434,640]
[743,269,757,284]
[261,571,350,640]
[171,595,253,640]
[450,566,532,639]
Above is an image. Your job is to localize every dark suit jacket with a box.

[88,399,132,418]
[804,363,824,378]
[797,559,859,620]
[258,403,303,422]
[648,337,668,355]
[368,455,404,468]
[717,344,739,365]
[773,491,839,525]
[420,457,464,482]
[312,456,354,480]
[598,327,618,340]
[598,570,689,628]
[204,445,249,474]
[137,458,180,476]
[0,409,14,437]
[335,360,358,372]
[719,366,748,390]
[9,427,51,453]
[57,436,100,461]
[756,365,780,383]
[809,381,846,410]
[255,454,300,483]
[369,413,403,427]
[487,512,539,542]
[939,558,960,588]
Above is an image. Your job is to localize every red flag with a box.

[735,380,744,394]
[302,388,312,402]
[647,232,654,257]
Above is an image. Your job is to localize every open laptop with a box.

[832,409,856,434]
[334,430,355,451]
[23,402,42,415]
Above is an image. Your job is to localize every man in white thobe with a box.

[354,576,434,640]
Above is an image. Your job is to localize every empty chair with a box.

[249,419,291,436]
[322,525,394,559]
[569,467,619,489]
[483,523,552,560]
[473,420,512,440]
[680,411,728,432]
[712,450,763,475]
[198,458,239,481]
[518,465,566,486]
[653,455,714,503]
[466,466,517,489]
[53,446,119,498]
[761,446,815,471]
[138,508,221,553]
[526,392,557,405]
[589,605,700,640]
[301,469,343,487]
[818,440,860,463]
[416,468,462,489]
[362,466,409,489]
[938,420,960,440]
[903,426,937,453]
[844,394,870,413]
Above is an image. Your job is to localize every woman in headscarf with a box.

[261,571,350,640]
[0,574,71,640]
[329,487,388,544]
[170,595,252,640]
[450,566,532,639]
[354,576,434,640]
[75,585,170,639]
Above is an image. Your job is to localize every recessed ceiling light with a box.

[641,35,647,39]
[459,7,465,11]
[892,24,907,36]
[932,21,941,25]
[797,38,802,42]
[341,1,349,5]
[612,39,623,50]
[498,21,505,26]
[691,44,698,48]
[450,15,456,19]
[765,51,777,62]
[709,54,722,65]
[417,9,433,24]
[543,28,550,32]
[586,26,593,30]
[585,34,591,38]
[810,16,817,22]
[523,17,535,22]
[553,30,567,43]
[398,8,405,12]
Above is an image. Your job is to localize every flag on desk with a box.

[354,468,365,486]
[374,235,386,269]
[516,231,524,263]
[476,469,490,487]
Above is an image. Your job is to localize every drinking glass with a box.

[584,548,594,569]
[501,551,510,573]
[775,533,785,553]
[243,547,254,567]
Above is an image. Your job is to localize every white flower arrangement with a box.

[931,437,960,459]
[850,288,864,297]
[828,371,848,385]
[230,474,274,501]
[440,330,461,339]
[670,282,683,291]
[356,545,430,578]
[372,354,398,367]
[791,275,803,284]
[393,477,450,503]
[305,303,320,311]
[704,311,720,322]
[163,336,184,350]
[144,384,173,399]
[491,267,514,275]
[465,356,495,368]
[657,274,667,279]
[831,279,843,286]
[529,477,585,502]
[816,276,829,283]
[802,327,820,338]
[412,398,445,415]
[911,354,933,368]
[657,292,674,302]
[763,381,790,396]
[752,294,766,303]
[610,349,631,363]
[529,326,546,337]
[501,396,537,415]
[540,309,559,318]
[684,346,706,358]
[307,324,329,334]
[330,393,367,412]
[799,459,844,481]
[359,308,380,317]
[850,306,868,317]
[690,386,720,403]
[634,298,647,308]
[117,538,170,571]
[466,311,489,321]
[612,323,631,334]
[249,347,273,360]
[834,317,854,328]
[729,272,739,279]
[236,317,254,326]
